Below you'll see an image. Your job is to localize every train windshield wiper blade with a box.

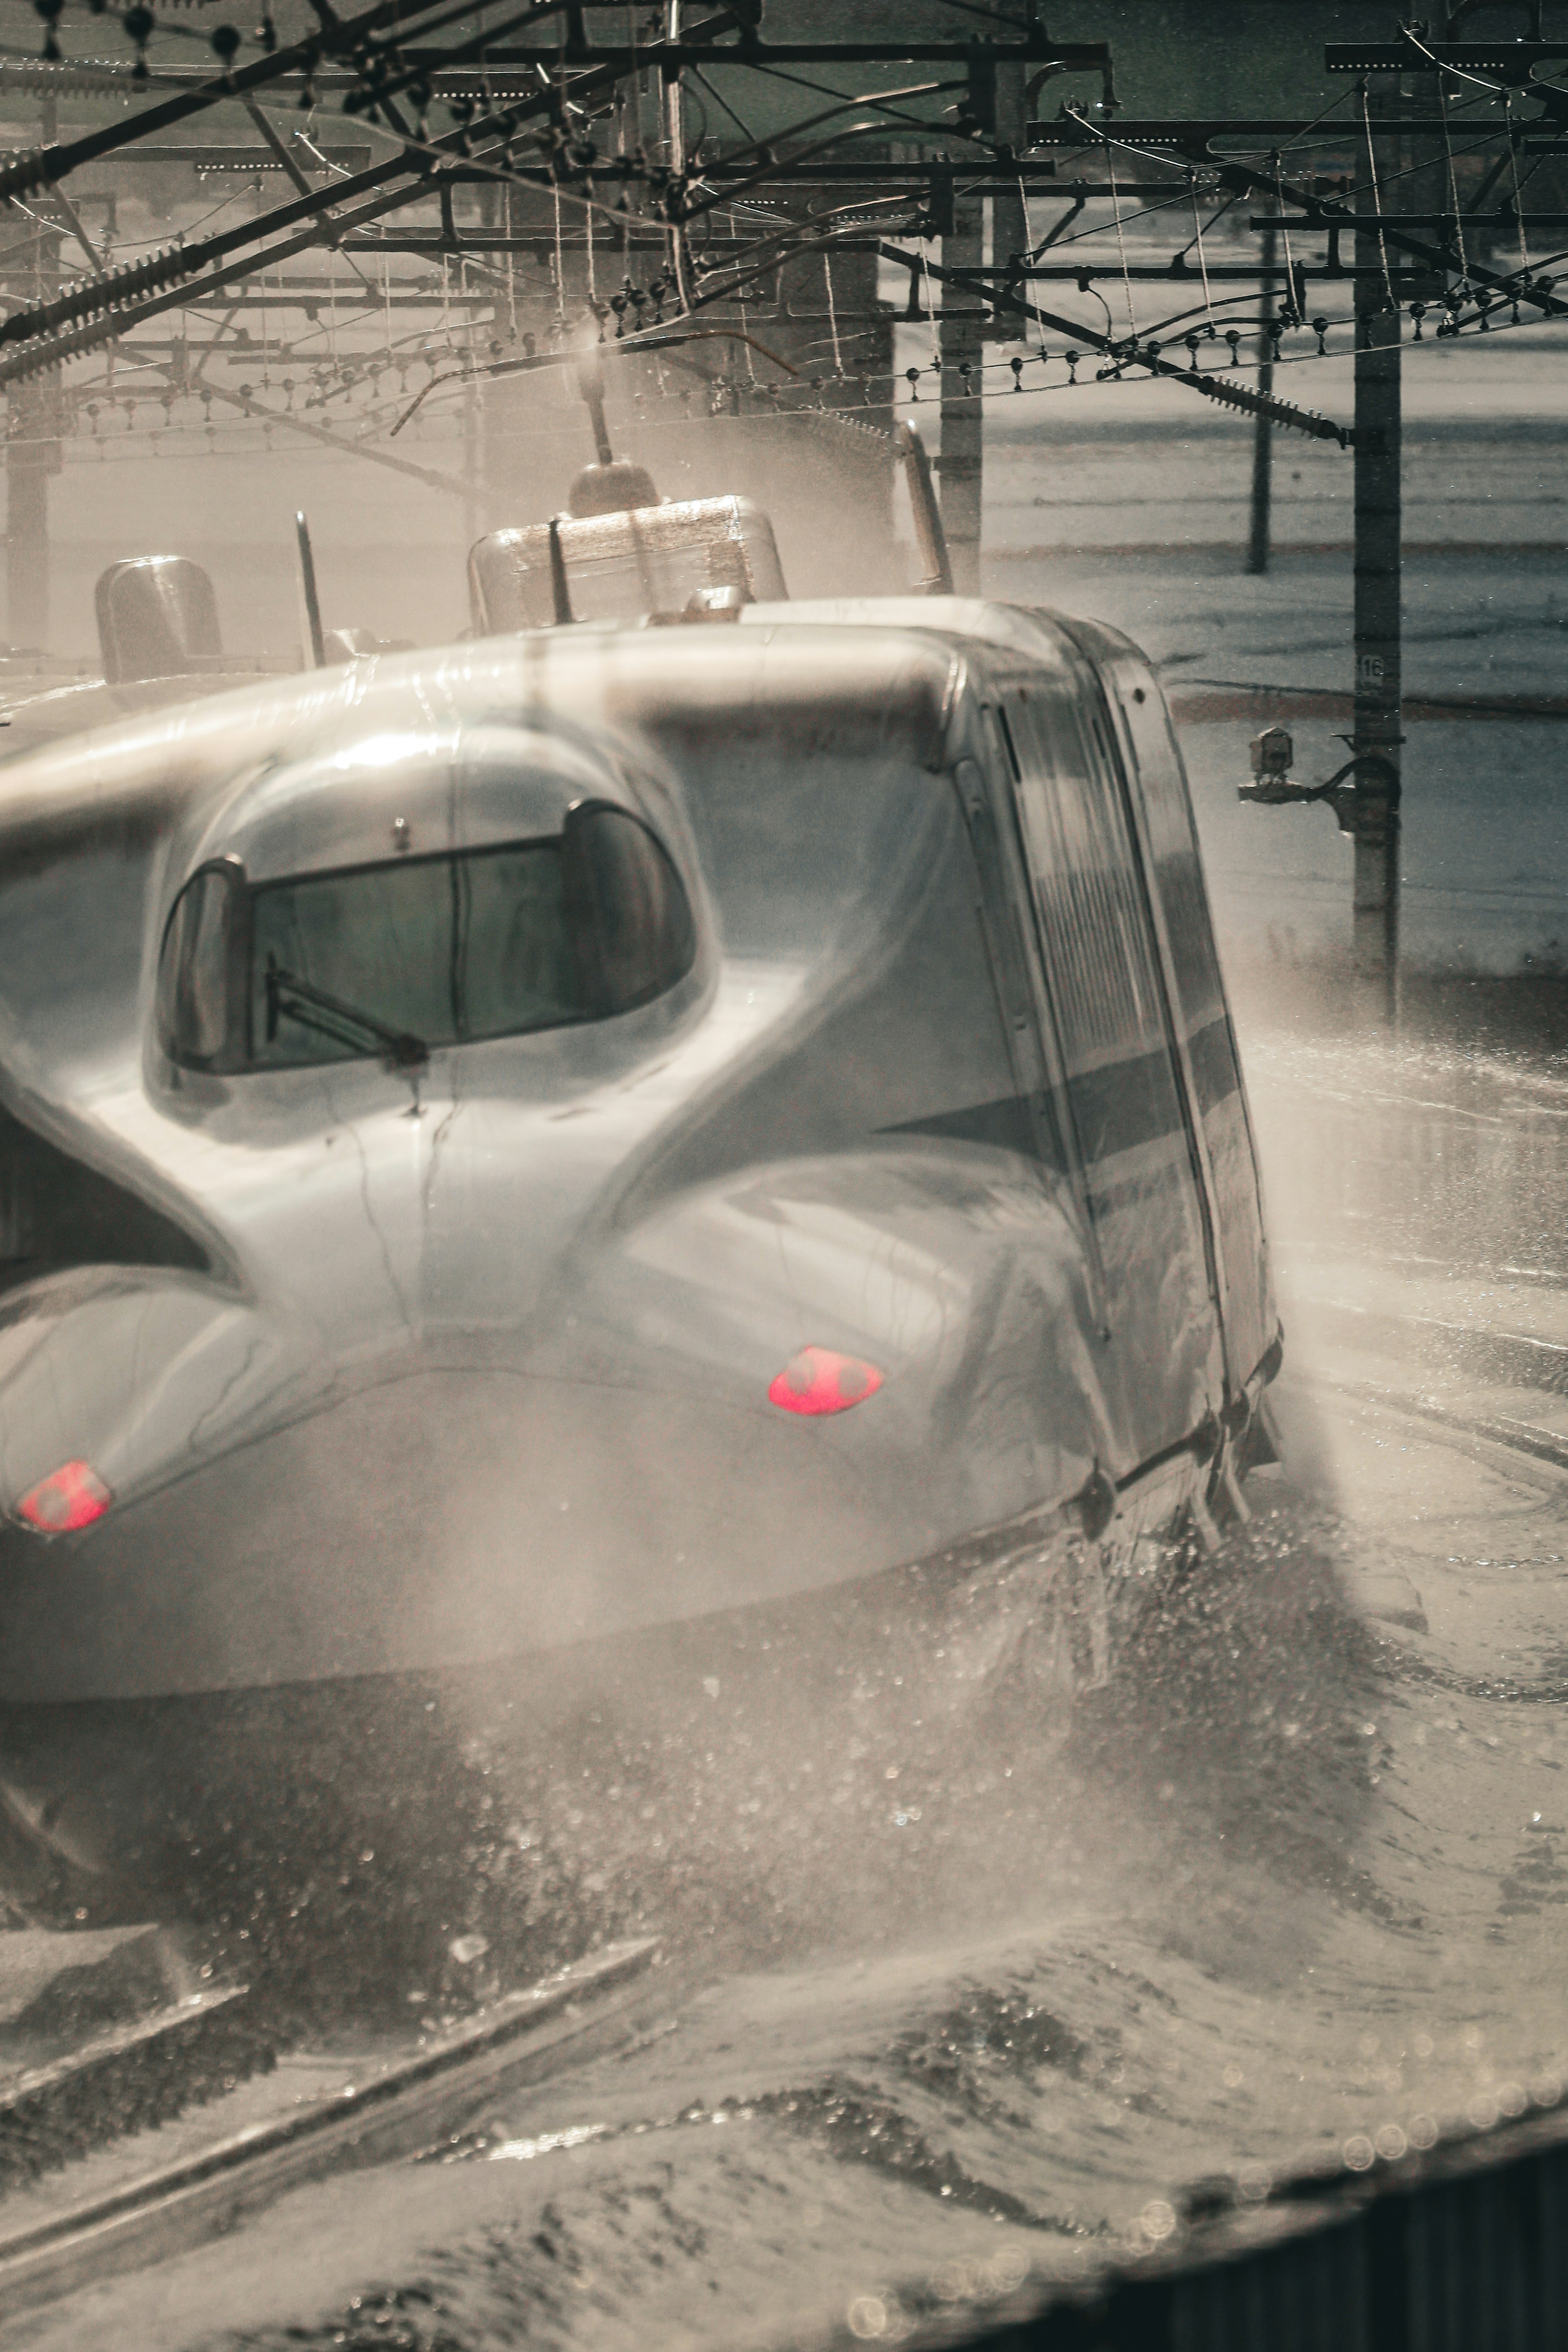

[265,962,430,1069]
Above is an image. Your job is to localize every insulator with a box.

[0,144,57,203]
[0,245,194,351]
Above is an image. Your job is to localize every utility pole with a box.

[1352,77,1403,1025]
[938,0,1031,600]
[1246,216,1276,575]
[991,45,1029,283]
[938,186,984,595]
[7,380,54,653]
[463,369,481,553]
[990,1,1029,583]
[5,96,60,650]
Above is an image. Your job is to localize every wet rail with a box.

[1314,1377,1568,1477]
[0,1940,658,2319]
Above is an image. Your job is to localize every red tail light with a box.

[17,1460,112,1534]
[768,1346,884,1417]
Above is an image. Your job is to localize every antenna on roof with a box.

[567,333,661,516]
[894,421,954,597]
[547,517,576,625]
[574,338,615,468]
[294,511,327,668]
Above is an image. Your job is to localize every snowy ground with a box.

[970,330,1568,982]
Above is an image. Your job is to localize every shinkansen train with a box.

[0,593,1278,1871]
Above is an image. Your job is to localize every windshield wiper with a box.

[264,959,429,1070]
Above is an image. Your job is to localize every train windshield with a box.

[158,802,695,1071]
[252,839,578,1066]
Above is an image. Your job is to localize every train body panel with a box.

[0,607,1276,1705]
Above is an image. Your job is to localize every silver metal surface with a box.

[468,495,788,633]
[0,602,1276,1708]
[0,1940,657,2319]
[93,556,223,687]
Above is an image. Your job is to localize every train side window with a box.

[156,861,242,1071]
[998,689,1185,1166]
[1116,680,1226,1028]
[1001,692,1174,1037]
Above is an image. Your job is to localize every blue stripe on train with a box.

[880,1014,1240,1170]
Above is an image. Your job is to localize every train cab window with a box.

[157,803,695,1072]
[572,790,696,1013]
[155,860,241,1071]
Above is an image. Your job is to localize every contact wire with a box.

[1506,94,1531,284]
[1107,144,1137,341]
[1438,66,1471,285]
[1191,174,1213,328]
[1357,83,1398,314]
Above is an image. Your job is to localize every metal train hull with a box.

[0,604,1276,1710]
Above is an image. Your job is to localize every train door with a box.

[1068,628,1275,1389]
[993,674,1224,1464]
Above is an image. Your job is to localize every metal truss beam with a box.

[966,263,1440,281]
[1025,116,1548,145]
[0,0,468,205]
[0,11,734,369]
[0,25,1109,208]
[1323,37,1568,74]
[1024,119,1568,323]
[424,36,1109,66]
[0,145,374,174]
[1247,211,1568,230]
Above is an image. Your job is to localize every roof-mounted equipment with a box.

[94,555,222,685]
[895,421,954,597]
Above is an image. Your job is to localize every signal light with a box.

[768,1347,884,1417]
[16,1460,112,1534]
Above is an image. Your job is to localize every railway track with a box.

[2,1348,1556,2319]
[0,1937,659,2321]
[1,1208,1561,2336]
[1310,1373,1568,1478]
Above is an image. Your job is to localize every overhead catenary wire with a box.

[9,74,1508,398]
[1506,96,1532,284]
[1271,154,1298,320]
[920,239,939,361]
[823,252,843,375]
[1049,86,1555,325]
[1106,145,1139,341]
[34,274,1568,476]
[1189,175,1213,325]
[9,12,1568,453]
[43,167,1568,437]
[1437,64,1472,285]
[1360,81,1400,312]
[0,0,510,205]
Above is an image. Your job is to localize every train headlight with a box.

[768,1347,884,1417]
[16,1460,113,1533]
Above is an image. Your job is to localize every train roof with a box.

[738,595,1097,668]
[0,597,1114,809]
[0,599,1134,860]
